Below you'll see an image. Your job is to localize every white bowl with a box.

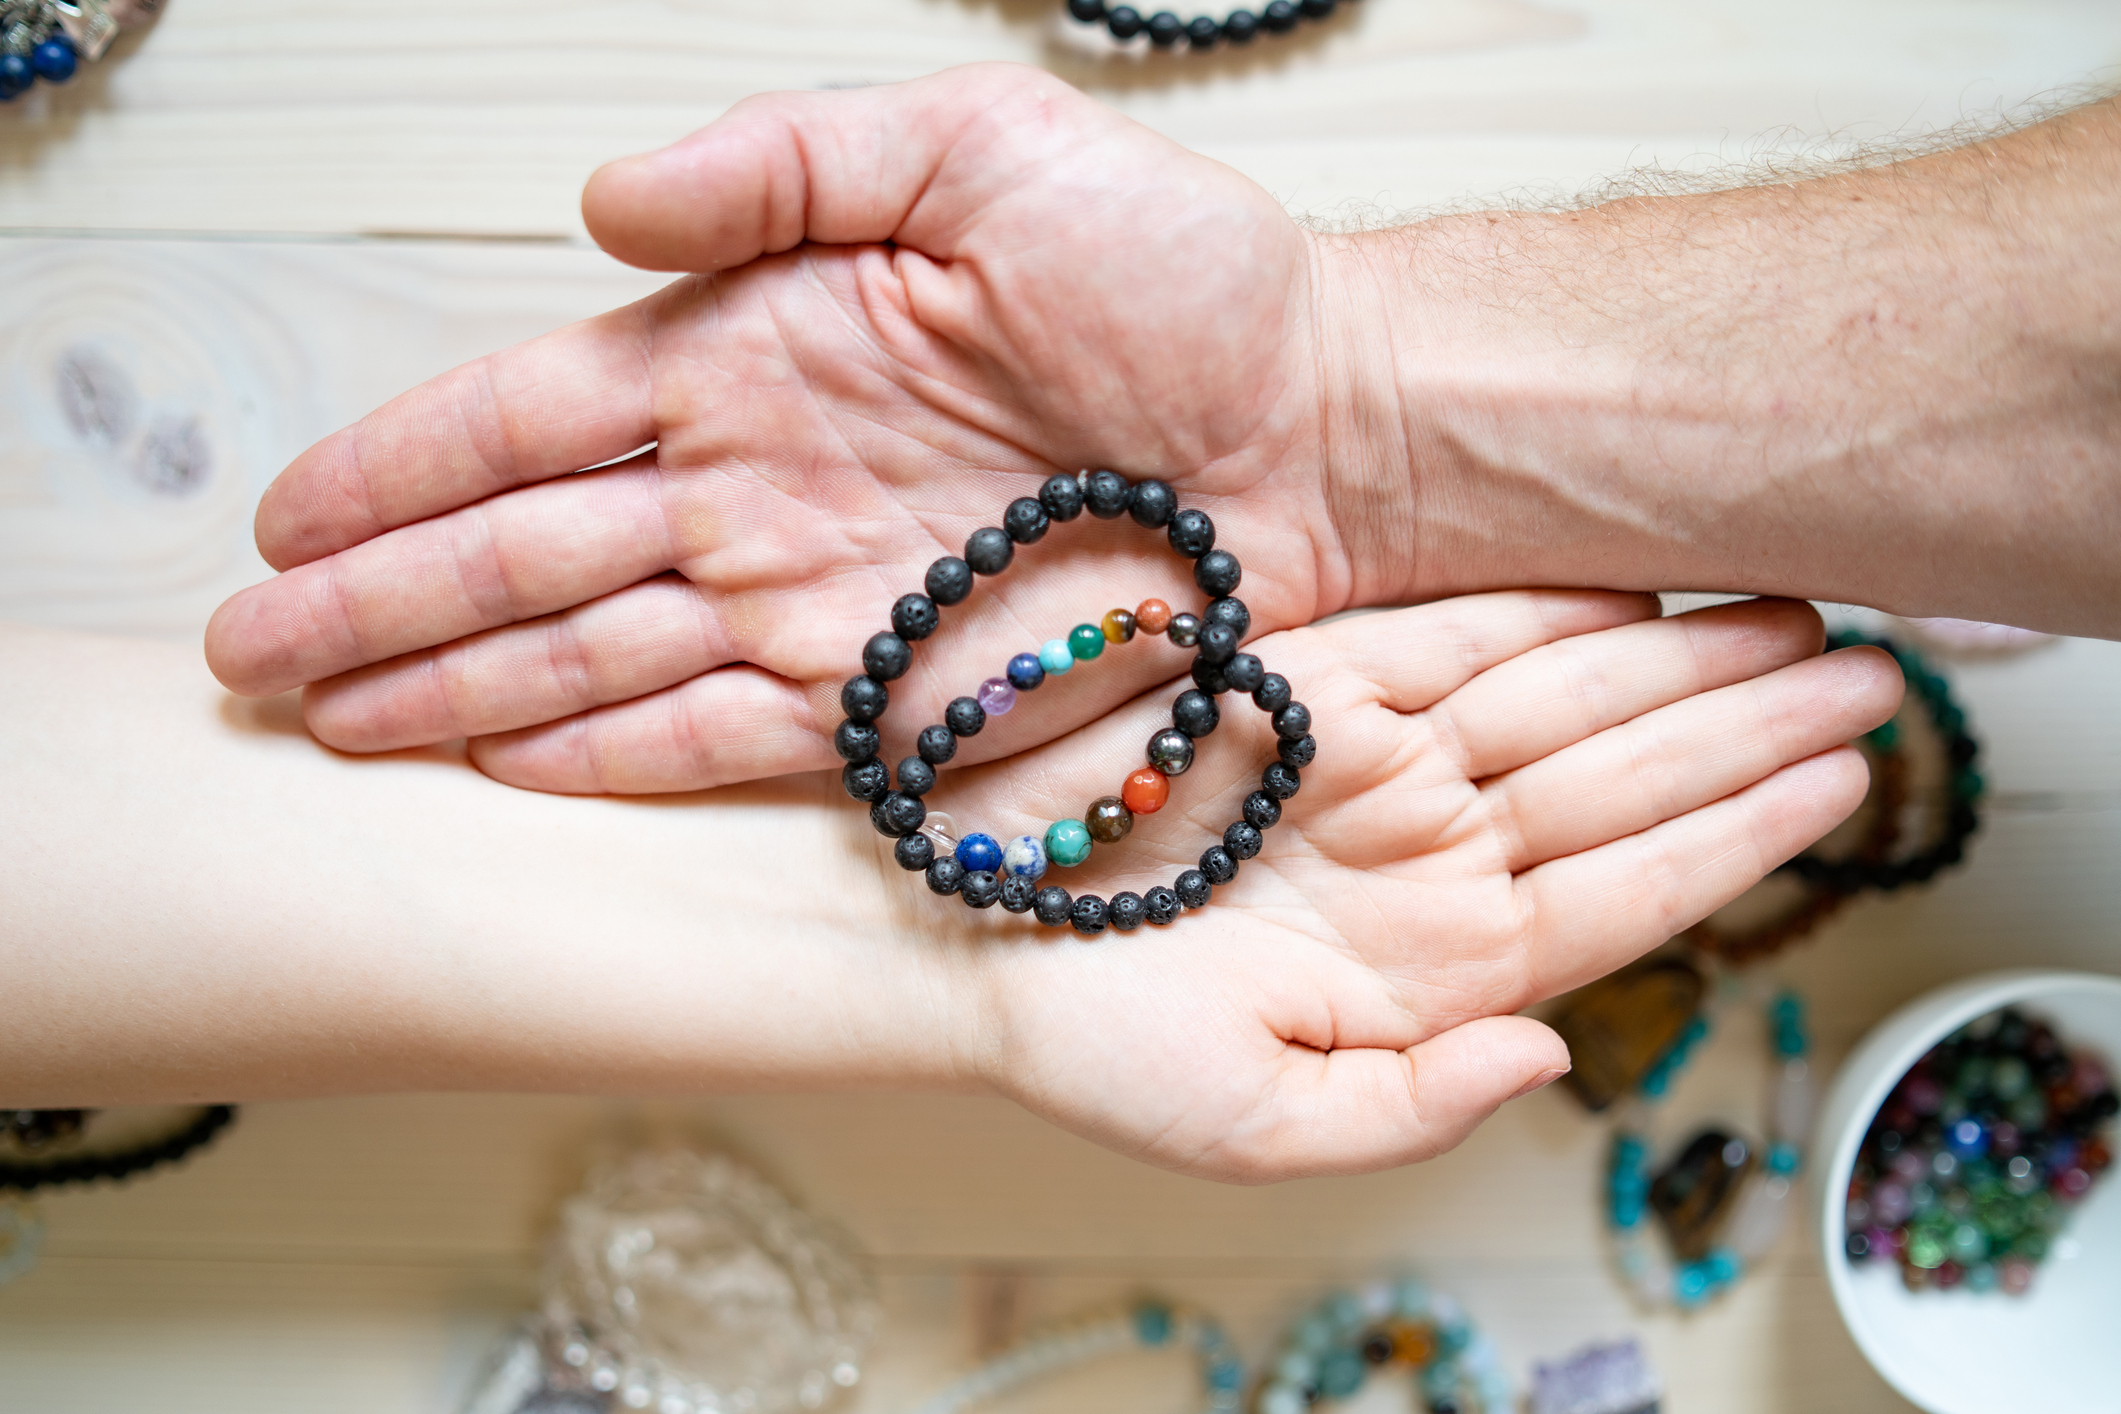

[1815,970,2121,1414]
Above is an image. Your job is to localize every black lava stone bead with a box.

[834,720,880,763]
[1203,596,1249,637]
[965,527,1014,576]
[1070,893,1110,934]
[961,870,1002,908]
[944,695,987,737]
[1261,761,1301,800]
[1167,613,1202,647]
[926,555,974,606]
[1197,622,1238,665]
[896,756,936,796]
[917,724,957,765]
[1186,14,1220,43]
[999,875,1039,913]
[1301,0,1335,16]
[1108,891,1147,931]
[1243,790,1282,830]
[1146,9,1182,44]
[1172,688,1220,738]
[892,593,940,641]
[1273,701,1312,739]
[1039,472,1086,522]
[926,856,966,895]
[1068,0,1104,16]
[1253,672,1292,714]
[841,675,889,723]
[1143,885,1181,925]
[879,791,927,836]
[1002,496,1050,544]
[1262,0,1297,30]
[1191,657,1231,695]
[1223,819,1263,860]
[895,833,936,871]
[863,631,912,682]
[842,759,890,801]
[1033,885,1073,925]
[1194,549,1242,596]
[1200,845,1238,885]
[1166,508,1215,558]
[1223,7,1258,40]
[1128,479,1177,528]
[1223,653,1265,694]
[1174,868,1212,908]
[1084,469,1131,518]
[1106,4,1143,37]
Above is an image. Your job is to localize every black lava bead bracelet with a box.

[1066,0,1355,50]
[0,1106,238,1193]
[835,470,1315,936]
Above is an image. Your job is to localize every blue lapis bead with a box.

[954,833,1002,873]
[1005,652,1045,691]
[0,54,32,99]
[30,36,77,82]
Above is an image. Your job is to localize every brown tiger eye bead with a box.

[1084,795,1134,843]
[1102,608,1137,644]
[1134,598,1172,635]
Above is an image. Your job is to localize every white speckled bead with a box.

[1001,834,1048,881]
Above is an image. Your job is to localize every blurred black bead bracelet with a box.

[1066,0,1355,50]
[836,470,1315,937]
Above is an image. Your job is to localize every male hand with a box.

[205,64,1388,793]
[932,593,1900,1176]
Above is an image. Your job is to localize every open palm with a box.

[205,64,1356,794]
[911,592,1896,1178]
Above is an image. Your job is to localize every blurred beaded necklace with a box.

[0,0,160,100]
[1064,0,1355,51]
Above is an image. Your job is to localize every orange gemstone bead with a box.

[1121,766,1170,815]
[1134,599,1172,635]
[1385,1320,1436,1366]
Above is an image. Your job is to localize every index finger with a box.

[255,298,661,571]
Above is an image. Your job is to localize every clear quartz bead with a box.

[919,812,958,853]
[1723,1173,1794,1260]
[1773,1058,1816,1143]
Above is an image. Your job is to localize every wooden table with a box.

[5,4,2120,1410]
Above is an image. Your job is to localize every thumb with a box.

[1231,1015,1572,1180]
[581,62,1112,272]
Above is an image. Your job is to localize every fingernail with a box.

[1510,1066,1569,1100]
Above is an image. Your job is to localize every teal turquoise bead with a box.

[1038,639,1074,674]
[1068,623,1105,660]
[1316,1349,1365,1399]
[1131,1300,1174,1345]
[1044,818,1093,867]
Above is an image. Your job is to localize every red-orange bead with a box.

[1134,599,1172,635]
[1121,767,1170,815]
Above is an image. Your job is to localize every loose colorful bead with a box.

[1121,767,1170,815]
[1044,818,1093,867]
[1068,623,1105,660]
[1001,834,1048,881]
[1039,639,1074,674]
[976,678,1017,716]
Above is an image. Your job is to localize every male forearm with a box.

[0,626,970,1104]
[1322,96,2121,636]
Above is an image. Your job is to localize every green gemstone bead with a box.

[1068,623,1105,660]
[1866,719,1901,751]
[1906,1232,1946,1269]
[1044,818,1093,867]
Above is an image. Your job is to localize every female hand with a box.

[204,64,1385,794]
[907,591,1898,1177]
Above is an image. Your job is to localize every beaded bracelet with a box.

[0,1105,237,1192]
[837,469,1314,937]
[1066,0,1355,50]
[1254,1279,1510,1414]
[1604,981,1814,1311]
[1781,630,1981,895]
[898,1298,1243,1414]
[0,0,155,100]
